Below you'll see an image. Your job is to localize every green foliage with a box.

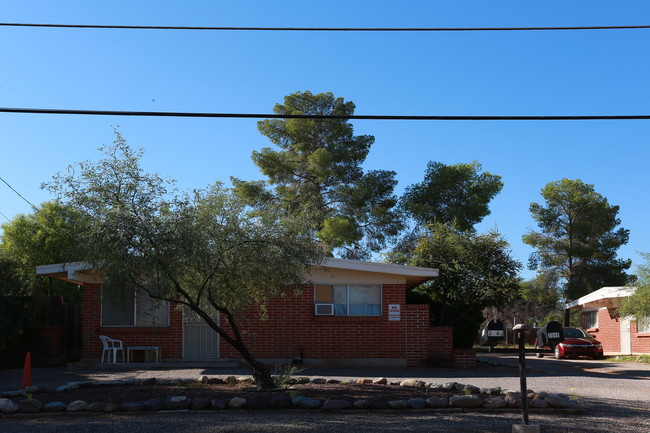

[523,178,631,302]
[272,361,304,388]
[620,253,650,322]
[1,201,88,301]
[396,222,521,348]
[233,91,403,259]
[44,131,325,388]
[0,250,41,367]
[401,161,503,231]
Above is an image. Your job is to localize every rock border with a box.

[0,376,585,416]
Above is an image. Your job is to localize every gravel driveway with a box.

[1,356,649,432]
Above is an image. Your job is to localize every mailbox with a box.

[480,318,505,346]
[536,320,565,347]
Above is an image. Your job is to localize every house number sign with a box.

[388,304,401,321]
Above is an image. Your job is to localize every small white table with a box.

[127,346,161,363]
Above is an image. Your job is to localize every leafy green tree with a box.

[401,161,503,231]
[620,253,650,324]
[522,178,631,324]
[233,91,403,259]
[0,249,41,367]
[44,132,324,388]
[1,200,88,301]
[389,222,521,348]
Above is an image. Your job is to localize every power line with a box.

[1,22,649,32]
[0,175,39,212]
[0,210,10,223]
[1,107,649,121]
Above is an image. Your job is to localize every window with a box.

[584,310,599,329]
[101,286,169,327]
[315,284,381,316]
[638,317,650,333]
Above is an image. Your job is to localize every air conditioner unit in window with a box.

[315,303,334,316]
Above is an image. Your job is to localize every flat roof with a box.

[565,286,635,309]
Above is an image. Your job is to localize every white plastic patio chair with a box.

[99,335,125,363]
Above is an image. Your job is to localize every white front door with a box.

[182,307,220,359]
[620,317,632,355]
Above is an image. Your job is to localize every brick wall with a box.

[631,321,650,354]
[218,284,414,364]
[452,349,477,369]
[81,284,183,360]
[82,282,474,366]
[584,307,620,354]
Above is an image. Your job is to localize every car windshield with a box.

[563,328,589,338]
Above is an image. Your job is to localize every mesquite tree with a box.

[44,132,323,388]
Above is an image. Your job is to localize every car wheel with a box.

[554,345,562,359]
[535,345,543,358]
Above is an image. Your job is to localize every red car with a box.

[536,327,604,359]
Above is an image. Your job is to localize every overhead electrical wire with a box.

[0,175,39,212]
[0,22,649,32]
[0,107,649,121]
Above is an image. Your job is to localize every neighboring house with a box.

[565,286,650,355]
[36,259,477,368]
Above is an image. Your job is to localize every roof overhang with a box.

[36,261,99,285]
[565,286,636,310]
[36,258,439,290]
[321,258,438,290]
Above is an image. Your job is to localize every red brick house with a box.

[36,259,476,368]
[565,286,650,355]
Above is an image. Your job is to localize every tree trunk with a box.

[563,308,571,327]
[232,339,275,389]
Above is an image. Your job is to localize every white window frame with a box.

[101,286,170,327]
[638,317,650,333]
[314,284,382,317]
[584,309,599,329]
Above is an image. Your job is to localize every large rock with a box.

[400,379,425,388]
[43,401,66,412]
[0,398,20,413]
[144,399,163,411]
[198,375,209,384]
[87,403,108,412]
[354,399,371,409]
[3,389,26,398]
[407,398,426,409]
[311,378,327,384]
[66,400,88,412]
[505,392,522,408]
[530,398,549,408]
[450,395,484,408]
[103,403,120,412]
[463,384,481,394]
[322,399,353,410]
[228,397,247,409]
[442,382,458,390]
[164,396,190,410]
[24,386,38,394]
[545,395,580,409]
[483,398,507,409]
[292,396,321,409]
[356,378,372,384]
[19,399,43,413]
[426,396,449,408]
[372,377,388,385]
[387,400,408,409]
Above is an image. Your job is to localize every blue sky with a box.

[1,1,649,278]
